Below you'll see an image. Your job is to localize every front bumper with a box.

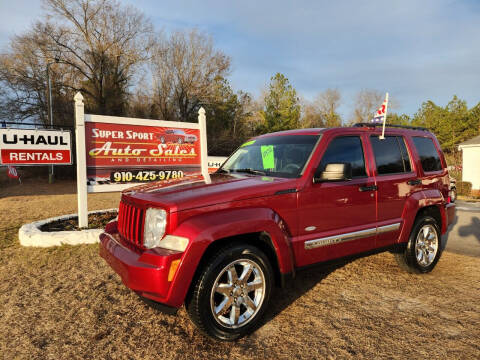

[99,231,183,307]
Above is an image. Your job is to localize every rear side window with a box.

[412,137,442,172]
[319,136,367,177]
[370,136,412,175]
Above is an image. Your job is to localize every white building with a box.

[458,135,480,192]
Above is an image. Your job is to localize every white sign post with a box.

[198,107,210,182]
[74,92,88,228]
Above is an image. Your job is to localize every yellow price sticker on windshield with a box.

[261,145,274,169]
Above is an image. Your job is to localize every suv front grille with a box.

[117,201,145,247]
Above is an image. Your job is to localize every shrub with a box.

[457,181,472,196]
[471,189,480,199]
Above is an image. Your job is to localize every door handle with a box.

[359,185,378,192]
[407,179,422,186]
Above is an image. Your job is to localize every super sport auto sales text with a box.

[88,129,196,157]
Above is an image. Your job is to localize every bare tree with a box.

[301,100,324,128]
[42,0,154,114]
[150,29,231,122]
[0,34,50,123]
[0,0,154,124]
[315,88,342,127]
[242,96,265,136]
[350,89,397,125]
[301,89,342,128]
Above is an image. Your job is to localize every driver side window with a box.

[318,136,367,178]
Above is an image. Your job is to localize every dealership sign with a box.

[83,115,205,192]
[74,92,209,227]
[84,117,202,188]
[0,128,71,165]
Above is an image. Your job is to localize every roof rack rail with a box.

[353,123,429,132]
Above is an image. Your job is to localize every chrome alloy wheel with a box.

[210,259,266,329]
[415,224,439,267]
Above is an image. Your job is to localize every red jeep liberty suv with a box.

[100,124,456,340]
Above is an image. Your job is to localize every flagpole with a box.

[379,92,389,140]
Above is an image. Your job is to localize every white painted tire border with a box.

[19,209,117,247]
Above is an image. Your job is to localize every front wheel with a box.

[186,243,273,340]
[395,215,442,273]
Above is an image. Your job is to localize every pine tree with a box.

[260,73,300,133]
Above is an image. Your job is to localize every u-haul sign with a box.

[0,128,72,165]
[207,156,227,173]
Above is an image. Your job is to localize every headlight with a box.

[143,208,167,249]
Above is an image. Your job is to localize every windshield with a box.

[220,135,319,178]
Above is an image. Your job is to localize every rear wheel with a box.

[186,243,273,340]
[395,215,442,273]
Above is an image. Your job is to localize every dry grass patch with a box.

[1,180,479,359]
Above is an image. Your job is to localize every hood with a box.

[122,173,297,212]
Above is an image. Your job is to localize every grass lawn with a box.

[1,179,479,359]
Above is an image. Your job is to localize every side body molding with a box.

[304,223,401,250]
[165,207,294,307]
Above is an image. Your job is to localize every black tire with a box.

[395,215,442,274]
[186,243,274,341]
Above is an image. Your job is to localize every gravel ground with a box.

[1,180,479,359]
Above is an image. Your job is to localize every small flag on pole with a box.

[371,92,389,139]
[371,93,389,123]
[7,166,19,179]
[2,121,20,181]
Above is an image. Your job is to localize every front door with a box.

[294,135,377,267]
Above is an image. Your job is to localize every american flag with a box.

[1,121,20,179]
[7,165,19,179]
[372,93,389,123]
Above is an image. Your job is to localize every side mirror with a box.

[314,163,352,183]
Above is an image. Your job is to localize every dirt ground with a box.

[0,180,479,359]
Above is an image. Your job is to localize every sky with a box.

[1,0,480,119]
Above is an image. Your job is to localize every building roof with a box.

[459,135,480,148]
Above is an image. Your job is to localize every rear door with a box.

[369,134,418,247]
[411,135,447,196]
[294,134,378,267]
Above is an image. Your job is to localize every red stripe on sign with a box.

[0,149,71,164]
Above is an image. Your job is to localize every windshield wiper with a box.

[216,168,230,174]
[231,168,266,176]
